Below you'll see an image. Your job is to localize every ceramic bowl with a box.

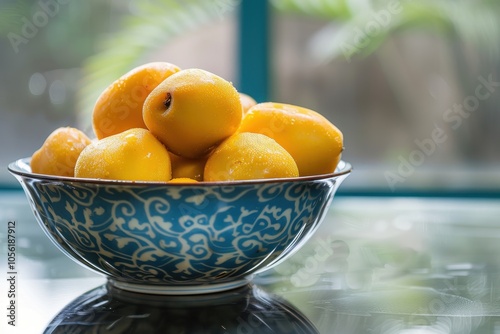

[9,158,351,294]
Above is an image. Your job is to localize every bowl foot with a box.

[108,277,252,295]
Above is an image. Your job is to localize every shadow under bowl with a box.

[44,283,319,333]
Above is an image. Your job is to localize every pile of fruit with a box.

[31,62,343,183]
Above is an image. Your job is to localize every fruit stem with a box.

[164,93,172,109]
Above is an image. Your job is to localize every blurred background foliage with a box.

[1,0,499,193]
[77,0,500,121]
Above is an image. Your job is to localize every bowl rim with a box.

[8,157,352,186]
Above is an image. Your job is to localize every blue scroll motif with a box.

[24,179,335,285]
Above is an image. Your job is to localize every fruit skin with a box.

[93,62,181,139]
[75,128,172,182]
[238,102,343,176]
[168,177,198,183]
[143,68,242,159]
[239,92,257,115]
[169,153,206,181]
[31,127,92,177]
[204,132,299,182]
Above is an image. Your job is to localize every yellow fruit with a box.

[93,62,181,139]
[75,128,171,182]
[143,68,242,159]
[238,102,343,176]
[239,93,257,115]
[169,153,206,181]
[168,177,198,183]
[31,127,92,177]
[204,132,299,181]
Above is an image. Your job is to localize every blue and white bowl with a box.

[9,158,351,294]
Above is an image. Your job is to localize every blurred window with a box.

[1,0,499,196]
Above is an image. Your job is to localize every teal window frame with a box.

[237,0,270,103]
[236,1,499,198]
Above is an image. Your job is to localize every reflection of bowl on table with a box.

[9,158,351,295]
[44,283,318,333]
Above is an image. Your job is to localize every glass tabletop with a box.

[1,191,500,333]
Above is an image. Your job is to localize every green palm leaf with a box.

[0,2,31,33]
[272,0,500,64]
[77,0,238,130]
[270,0,352,19]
